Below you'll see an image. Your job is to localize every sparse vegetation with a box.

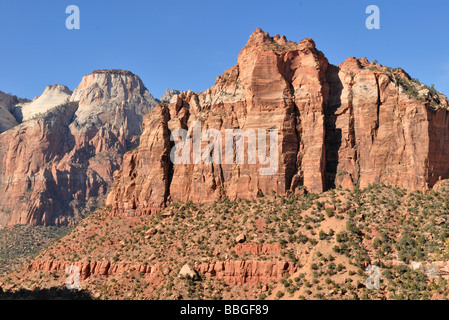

[4,182,449,300]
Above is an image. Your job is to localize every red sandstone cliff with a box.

[107,29,449,217]
[325,57,449,190]
[0,71,158,226]
[0,91,27,133]
[26,259,295,286]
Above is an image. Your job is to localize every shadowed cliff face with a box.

[0,71,158,226]
[0,286,95,300]
[107,29,449,218]
[0,91,28,133]
[325,57,449,191]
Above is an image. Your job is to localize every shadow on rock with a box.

[0,286,96,300]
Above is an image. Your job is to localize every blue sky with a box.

[0,0,448,100]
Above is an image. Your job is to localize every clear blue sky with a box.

[0,0,448,100]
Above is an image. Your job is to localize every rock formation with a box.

[25,259,295,285]
[196,261,297,285]
[0,91,27,133]
[325,57,449,191]
[160,89,181,104]
[0,70,158,226]
[16,85,72,122]
[107,28,449,217]
[26,259,159,280]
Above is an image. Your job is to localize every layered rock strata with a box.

[107,29,449,217]
[0,70,158,226]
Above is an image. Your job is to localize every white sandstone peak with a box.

[69,70,158,135]
[19,84,72,122]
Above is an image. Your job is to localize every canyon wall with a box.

[108,29,449,217]
[0,70,158,226]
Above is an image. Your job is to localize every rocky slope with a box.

[107,28,449,218]
[0,70,158,226]
[0,224,70,276]
[4,182,449,300]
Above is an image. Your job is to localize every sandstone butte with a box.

[106,28,449,218]
[0,70,158,226]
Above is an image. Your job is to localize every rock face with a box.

[196,261,296,285]
[17,85,72,122]
[0,70,158,226]
[26,259,158,280]
[325,58,449,191]
[70,70,157,138]
[160,89,181,104]
[108,28,449,217]
[0,91,26,133]
[25,259,295,285]
[410,261,449,277]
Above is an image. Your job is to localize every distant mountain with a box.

[0,70,158,226]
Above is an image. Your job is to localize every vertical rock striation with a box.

[0,91,27,133]
[107,29,449,217]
